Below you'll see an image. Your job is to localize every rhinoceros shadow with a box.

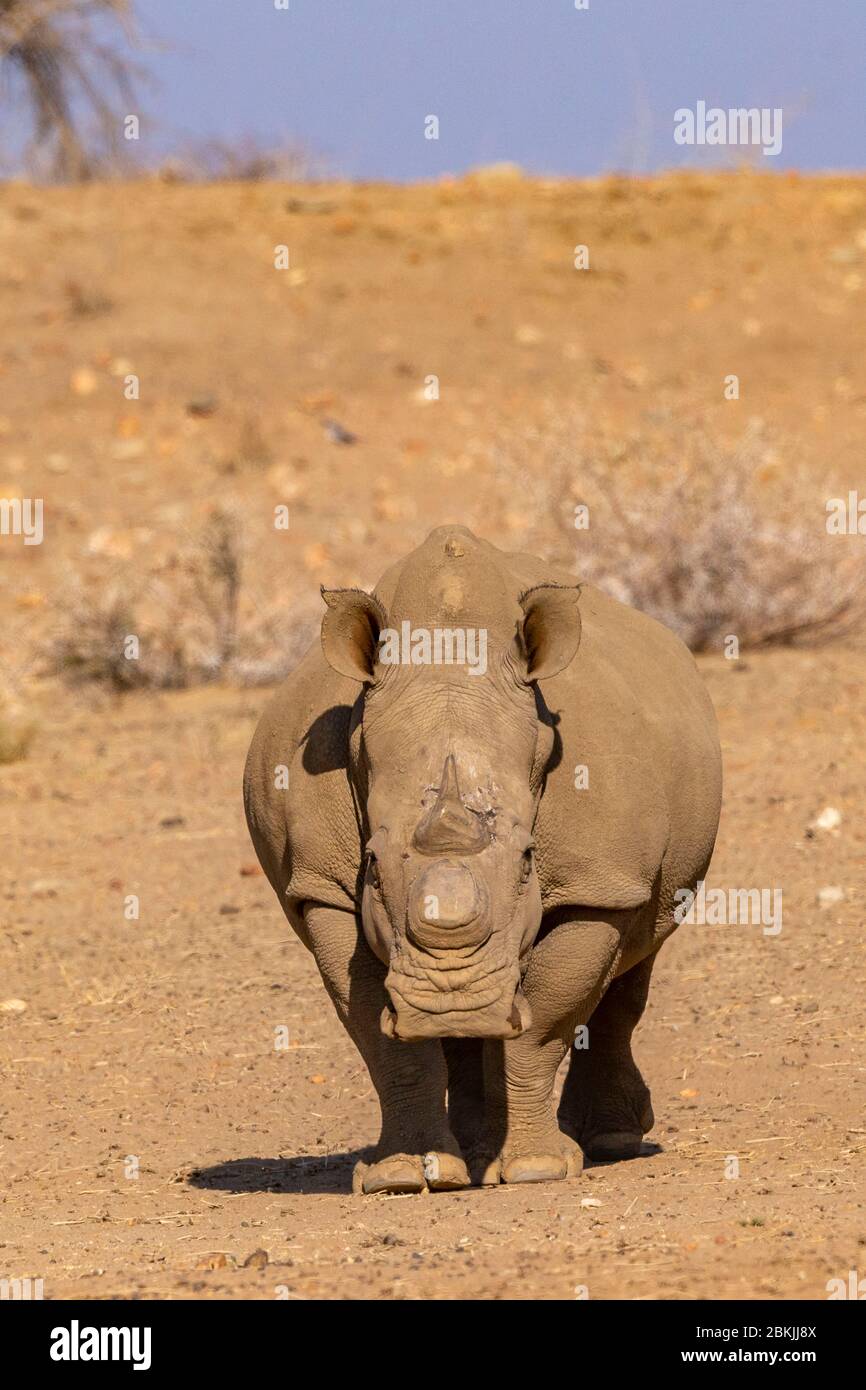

[186,1152,373,1196]
[186,1139,663,1196]
[581,1142,663,1169]
[300,705,355,776]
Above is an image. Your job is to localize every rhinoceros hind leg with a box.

[558,952,656,1161]
[442,1039,495,1186]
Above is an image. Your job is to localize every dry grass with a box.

[45,507,320,690]
[495,418,866,652]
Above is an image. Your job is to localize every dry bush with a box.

[47,585,145,689]
[225,416,274,471]
[46,508,320,690]
[494,419,866,652]
[63,278,114,318]
[0,0,143,181]
[159,136,316,184]
[0,687,36,763]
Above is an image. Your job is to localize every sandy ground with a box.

[1,171,864,1299]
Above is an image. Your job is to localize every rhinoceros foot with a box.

[579,1130,646,1161]
[353,1149,471,1196]
[494,1129,582,1185]
[558,1049,655,1163]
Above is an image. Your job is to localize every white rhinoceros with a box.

[244,526,722,1193]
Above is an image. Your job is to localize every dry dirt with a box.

[1,170,865,1300]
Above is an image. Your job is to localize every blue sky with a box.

[12,0,866,178]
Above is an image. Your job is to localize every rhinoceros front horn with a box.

[413,755,490,856]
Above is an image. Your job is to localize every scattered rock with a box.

[70,366,98,396]
[265,463,303,498]
[302,542,329,572]
[812,806,842,832]
[194,1252,231,1271]
[111,439,146,461]
[0,998,27,1014]
[515,324,543,346]
[187,395,219,418]
[30,879,64,898]
[322,417,357,445]
[85,526,134,559]
[817,885,845,908]
[242,1248,269,1269]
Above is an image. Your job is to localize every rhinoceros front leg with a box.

[482,911,631,1185]
[303,905,470,1194]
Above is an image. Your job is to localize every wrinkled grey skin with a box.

[244,526,722,1193]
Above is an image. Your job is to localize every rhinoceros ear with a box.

[320,587,388,684]
[516,584,582,683]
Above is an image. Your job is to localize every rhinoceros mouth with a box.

[381,964,530,1040]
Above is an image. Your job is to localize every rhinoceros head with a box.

[320,547,581,1042]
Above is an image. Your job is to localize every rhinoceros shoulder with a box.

[243,643,363,936]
